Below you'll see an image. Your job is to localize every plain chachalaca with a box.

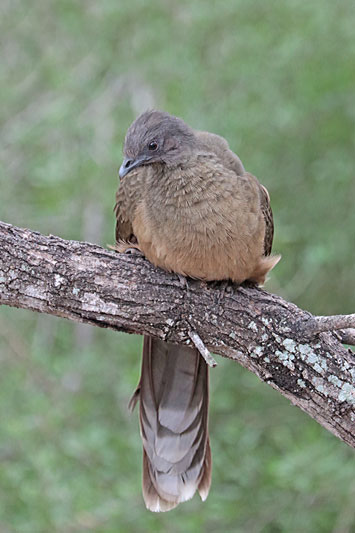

[114,110,280,512]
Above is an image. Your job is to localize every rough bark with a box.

[0,220,354,446]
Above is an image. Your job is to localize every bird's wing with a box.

[114,204,135,243]
[114,167,146,243]
[195,129,274,256]
[194,129,245,176]
[258,183,274,256]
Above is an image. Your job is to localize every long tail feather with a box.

[135,336,211,512]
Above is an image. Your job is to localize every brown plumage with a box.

[115,110,280,512]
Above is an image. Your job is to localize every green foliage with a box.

[0,1,354,531]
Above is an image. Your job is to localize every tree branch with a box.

[0,220,354,446]
[297,314,355,337]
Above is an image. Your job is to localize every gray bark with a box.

[0,220,354,446]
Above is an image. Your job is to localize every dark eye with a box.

[148,141,158,151]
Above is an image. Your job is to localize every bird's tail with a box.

[249,254,281,285]
[130,336,211,512]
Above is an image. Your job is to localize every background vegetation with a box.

[0,1,354,531]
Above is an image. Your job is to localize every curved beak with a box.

[119,155,152,179]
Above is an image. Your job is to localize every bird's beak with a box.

[119,155,152,179]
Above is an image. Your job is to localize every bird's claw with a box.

[177,273,189,291]
[208,280,235,310]
[125,247,144,257]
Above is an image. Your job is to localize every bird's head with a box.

[119,110,197,179]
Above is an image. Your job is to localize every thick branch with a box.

[0,221,354,447]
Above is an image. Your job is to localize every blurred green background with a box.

[0,1,354,531]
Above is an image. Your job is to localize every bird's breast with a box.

[132,174,265,283]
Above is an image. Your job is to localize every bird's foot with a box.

[124,247,144,257]
[209,279,234,296]
[176,273,189,290]
[208,279,235,311]
[111,240,143,255]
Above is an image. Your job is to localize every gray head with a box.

[119,110,197,178]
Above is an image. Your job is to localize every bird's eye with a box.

[148,141,158,151]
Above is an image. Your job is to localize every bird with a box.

[114,110,280,512]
